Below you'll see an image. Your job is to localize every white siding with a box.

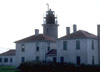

[57,39,99,65]
[1,38,99,66]
[16,42,56,67]
[87,39,98,64]
[46,56,56,62]
[0,56,15,66]
[57,39,88,64]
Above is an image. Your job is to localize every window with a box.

[76,56,80,65]
[0,58,2,62]
[76,40,80,50]
[36,43,39,51]
[47,43,50,51]
[47,28,49,33]
[92,56,94,65]
[63,41,67,50]
[53,57,56,63]
[92,40,94,50]
[60,57,64,63]
[36,56,39,61]
[21,57,25,63]
[21,44,25,52]
[4,58,8,63]
[10,58,13,62]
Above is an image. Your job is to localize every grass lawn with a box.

[0,66,19,72]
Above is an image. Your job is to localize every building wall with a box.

[87,39,98,64]
[0,56,15,66]
[42,24,58,39]
[57,39,99,65]
[0,39,98,67]
[46,56,56,62]
[15,42,56,67]
[57,39,88,64]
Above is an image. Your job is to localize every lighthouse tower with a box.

[42,8,59,39]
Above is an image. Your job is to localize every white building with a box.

[15,33,56,67]
[0,8,100,67]
[57,27,99,65]
[0,50,16,66]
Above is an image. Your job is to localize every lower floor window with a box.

[0,58,2,62]
[60,57,64,63]
[10,58,13,62]
[53,57,56,62]
[92,56,94,65]
[4,58,8,63]
[21,57,25,62]
[36,56,39,61]
[76,56,80,65]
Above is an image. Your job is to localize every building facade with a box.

[0,50,16,66]
[0,8,100,67]
[15,33,56,67]
[57,30,98,65]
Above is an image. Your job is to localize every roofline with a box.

[0,55,15,56]
[58,38,97,40]
[46,54,57,56]
[58,30,97,40]
[15,40,56,43]
[0,49,16,56]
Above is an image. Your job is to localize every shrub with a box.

[18,61,100,72]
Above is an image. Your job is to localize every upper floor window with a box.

[4,58,8,63]
[47,43,50,51]
[76,40,80,50]
[21,44,25,52]
[63,41,67,50]
[21,57,25,63]
[92,40,94,50]
[36,43,39,52]
[0,58,2,62]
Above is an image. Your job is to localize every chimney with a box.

[73,24,77,33]
[97,25,100,64]
[66,27,70,35]
[35,29,39,35]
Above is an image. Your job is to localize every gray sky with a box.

[0,0,100,53]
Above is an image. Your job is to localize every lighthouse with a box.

[42,6,59,39]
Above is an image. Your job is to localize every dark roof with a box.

[47,49,57,56]
[0,50,16,56]
[59,30,97,40]
[15,34,56,43]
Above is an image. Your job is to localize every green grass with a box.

[0,66,19,72]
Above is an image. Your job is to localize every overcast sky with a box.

[0,0,100,53]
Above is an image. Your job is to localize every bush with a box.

[18,61,100,72]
